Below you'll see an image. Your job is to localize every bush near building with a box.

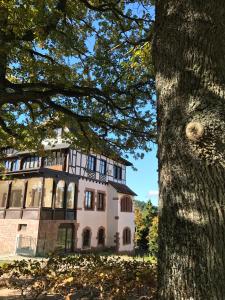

[0,255,157,299]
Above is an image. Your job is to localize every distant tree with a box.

[134,199,158,252]
[134,199,146,211]
[148,215,158,257]
[134,206,144,249]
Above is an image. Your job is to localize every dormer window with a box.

[113,165,122,180]
[87,155,96,172]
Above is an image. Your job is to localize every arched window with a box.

[97,227,105,246]
[55,180,65,208]
[9,180,25,207]
[26,178,42,207]
[42,178,53,207]
[123,227,131,245]
[0,181,9,207]
[67,182,75,209]
[121,196,133,212]
[82,228,91,248]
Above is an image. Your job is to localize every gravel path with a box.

[0,288,62,299]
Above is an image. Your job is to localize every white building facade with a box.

[0,132,136,255]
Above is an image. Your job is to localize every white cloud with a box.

[148,190,159,197]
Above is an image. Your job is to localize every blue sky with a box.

[126,144,158,206]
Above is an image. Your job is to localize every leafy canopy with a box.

[0,0,155,158]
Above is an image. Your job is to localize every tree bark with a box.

[154,1,225,299]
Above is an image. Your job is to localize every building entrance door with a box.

[57,224,74,252]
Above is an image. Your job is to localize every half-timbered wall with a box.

[68,150,126,184]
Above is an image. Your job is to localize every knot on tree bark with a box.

[185,122,204,142]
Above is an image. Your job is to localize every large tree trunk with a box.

[154,1,225,299]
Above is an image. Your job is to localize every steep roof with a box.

[1,143,70,157]
[109,181,137,196]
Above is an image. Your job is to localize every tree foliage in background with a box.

[134,199,158,253]
[0,0,155,158]
[148,215,158,257]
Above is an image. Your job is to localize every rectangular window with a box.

[0,181,9,207]
[2,160,11,171]
[113,165,122,180]
[44,151,64,166]
[22,156,39,169]
[87,156,96,171]
[18,224,27,231]
[85,191,94,210]
[97,193,105,211]
[11,159,20,172]
[99,159,107,175]
[9,180,25,207]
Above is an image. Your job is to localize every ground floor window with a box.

[97,227,105,246]
[123,227,131,245]
[57,223,74,252]
[82,228,91,248]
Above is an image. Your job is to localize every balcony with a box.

[0,168,79,221]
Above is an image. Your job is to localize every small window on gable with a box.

[113,165,122,180]
[87,155,96,172]
[123,227,131,245]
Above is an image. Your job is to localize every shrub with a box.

[0,255,157,299]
